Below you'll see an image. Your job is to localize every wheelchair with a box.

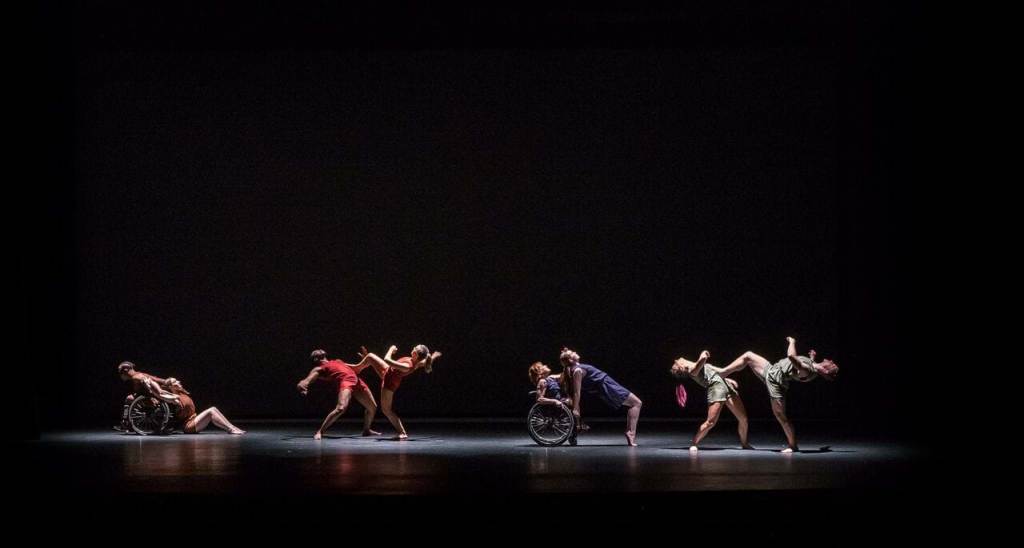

[527,391,578,446]
[120,394,173,435]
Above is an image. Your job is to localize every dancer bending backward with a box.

[670,350,750,451]
[164,377,245,434]
[559,348,643,446]
[297,349,382,440]
[717,337,839,452]
[359,344,441,440]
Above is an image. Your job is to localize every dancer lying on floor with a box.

[164,377,245,434]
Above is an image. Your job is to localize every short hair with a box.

[310,349,327,362]
[117,361,135,373]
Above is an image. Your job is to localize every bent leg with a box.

[691,401,724,450]
[352,389,381,436]
[314,389,352,440]
[622,393,642,446]
[724,396,751,449]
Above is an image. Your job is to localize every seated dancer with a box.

[559,348,643,446]
[296,349,382,440]
[164,378,245,434]
[358,344,441,440]
[670,350,751,451]
[528,362,590,432]
[716,336,839,452]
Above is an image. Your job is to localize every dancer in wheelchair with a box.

[528,361,590,432]
[117,361,244,434]
[559,348,643,446]
[715,336,839,453]
[297,349,383,440]
[670,350,751,451]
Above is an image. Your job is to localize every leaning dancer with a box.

[716,337,839,452]
[559,348,643,446]
[670,350,750,451]
[296,349,382,440]
[357,344,441,440]
[164,378,245,434]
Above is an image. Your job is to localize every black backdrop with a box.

[27,2,919,435]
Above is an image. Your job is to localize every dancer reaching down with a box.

[297,349,382,440]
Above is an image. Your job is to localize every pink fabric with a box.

[675,384,688,408]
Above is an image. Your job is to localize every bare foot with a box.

[689,445,699,452]
[781,447,795,453]
[230,429,246,435]
[362,429,382,436]
[394,433,409,440]
[313,432,322,440]
[741,444,754,450]
[625,432,637,446]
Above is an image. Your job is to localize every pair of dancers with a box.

[671,336,838,452]
[296,344,441,440]
[529,348,644,446]
[117,361,246,434]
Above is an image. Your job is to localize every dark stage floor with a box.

[20,420,926,496]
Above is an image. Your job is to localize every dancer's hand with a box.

[297,381,309,396]
[725,378,739,390]
[808,349,817,361]
[786,336,796,344]
[700,350,710,360]
[431,351,442,360]
[358,346,369,358]
[386,345,398,357]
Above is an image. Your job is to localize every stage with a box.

[20,420,925,495]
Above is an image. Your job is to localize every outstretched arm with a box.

[297,367,321,395]
[571,368,584,419]
[142,376,179,404]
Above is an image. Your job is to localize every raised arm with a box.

[786,337,815,377]
[693,350,710,376]
[382,345,414,370]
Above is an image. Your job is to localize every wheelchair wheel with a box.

[527,402,576,446]
[127,397,171,435]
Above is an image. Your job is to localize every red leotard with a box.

[319,360,369,393]
[381,356,415,392]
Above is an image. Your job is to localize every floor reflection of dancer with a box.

[717,337,839,452]
[670,350,750,451]
[559,348,642,446]
[356,344,441,440]
[296,349,382,440]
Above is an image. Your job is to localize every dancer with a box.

[358,344,441,440]
[716,336,839,452]
[164,377,245,434]
[528,362,567,405]
[559,348,643,446]
[670,350,751,451]
[296,349,382,440]
[118,361,180,405]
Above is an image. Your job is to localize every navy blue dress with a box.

[542,376,563,400]
[577,363,631,409]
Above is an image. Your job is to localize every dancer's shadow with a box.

[747,446,852,453]
[373,436,439,442]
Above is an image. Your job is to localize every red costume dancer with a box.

[297,349,381,440]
